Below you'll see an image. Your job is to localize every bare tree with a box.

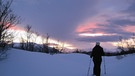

[40,33,50,53]
[60,42,65,52]
[0,0,20,59]
[25,25,32,51]
[117,34,135,54]
[117,36,124,52]
[0,0,20,46]
[19,36,27,50]
[29,31,39,51]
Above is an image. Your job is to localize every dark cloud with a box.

[107,18,135,26]
[98,22,134,35]
[12,0,99,41]
[76,29,132,42]
[76,35,119,42]
[121,0,135,16]
[12,0,135,49]
[76,17,135,43]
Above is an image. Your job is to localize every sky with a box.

[10,0,135,51]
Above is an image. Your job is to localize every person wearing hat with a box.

[90,42,105,76]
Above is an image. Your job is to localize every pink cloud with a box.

[76,22,99,33]
[123,25,135,33]
[75,21,106,34]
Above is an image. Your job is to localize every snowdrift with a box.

[0,49,135,76]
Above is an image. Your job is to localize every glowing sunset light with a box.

[111,38,135,48]
[79,33,104,37]
[8,25,25,31]
[7,26,76,50]
[49,39,76,50]
[78,33,117,37]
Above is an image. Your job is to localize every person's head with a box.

[96,42,100,46]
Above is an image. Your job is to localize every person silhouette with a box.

[90,42,105,76]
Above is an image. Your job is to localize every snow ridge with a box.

[0,49,135,76]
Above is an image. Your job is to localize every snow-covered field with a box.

[0,49,135,76]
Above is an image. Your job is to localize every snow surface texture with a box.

[0,49,135,76]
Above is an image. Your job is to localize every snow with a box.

[0,49,135,76]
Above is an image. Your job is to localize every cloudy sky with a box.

[11,0,135,51]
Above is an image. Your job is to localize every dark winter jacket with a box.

[91,45,105,62]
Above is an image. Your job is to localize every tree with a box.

[25,25,32,51]
[29,31,39,51]
[0,0,20,59]
[0,0,19,47]
[117,34,135,54]
[41,33,49,53]
[20,36,26,50]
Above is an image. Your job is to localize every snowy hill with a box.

[0,49,135,76]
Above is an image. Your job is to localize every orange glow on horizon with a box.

[8,25,25,31]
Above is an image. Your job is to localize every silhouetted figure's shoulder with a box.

[91,45,105,59]
[93,45,103,50]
